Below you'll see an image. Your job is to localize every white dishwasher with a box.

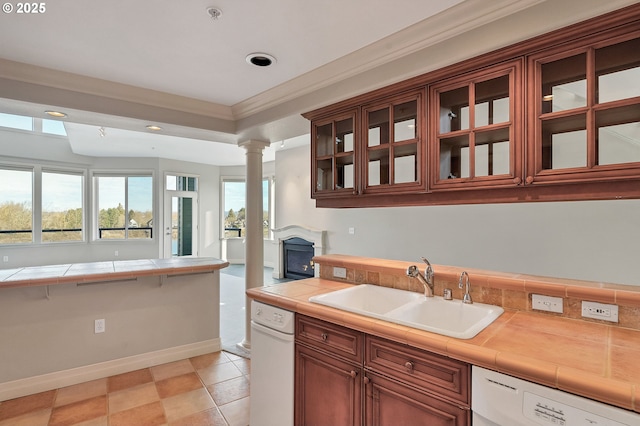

[249,300,295,426]
[472,366,640,425]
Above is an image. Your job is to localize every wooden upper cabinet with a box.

[311,109,358,198]
[429,60,523,190]
[304,4,640,207]
[362,90,426,195]
[527,31,640,185]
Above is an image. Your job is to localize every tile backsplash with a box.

[314,254,640,330]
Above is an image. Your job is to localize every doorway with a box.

[164,174,198,258]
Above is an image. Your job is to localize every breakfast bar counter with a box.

[0,257,229,289]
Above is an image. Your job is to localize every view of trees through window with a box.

[0,168,33,243]
[42,171,84,242]
[96,175,153,239]
[224,179,270,238]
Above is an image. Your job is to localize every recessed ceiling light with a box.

[146,125,163,131]
[45,110,67,118]
[246,53,277,67]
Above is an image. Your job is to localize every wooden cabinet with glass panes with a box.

[303,4,640,208]
[362,90,425,195]
[527,29,640,186]
[311,109,358,198]
[429,60,522,191]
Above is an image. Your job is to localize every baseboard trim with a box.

[0,338,221,402]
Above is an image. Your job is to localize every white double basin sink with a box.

[309,284,503,339]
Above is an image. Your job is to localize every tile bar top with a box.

[0,257,229,289]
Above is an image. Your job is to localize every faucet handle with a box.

[420,257,434,282]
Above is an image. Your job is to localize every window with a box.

[94,174,153,240]
[0,113,33,131]
[0,113,67,136]
[42,170,84,242]
[0,167,33,244]
[222,178,272,239]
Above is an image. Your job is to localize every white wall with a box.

[276,144,640,287]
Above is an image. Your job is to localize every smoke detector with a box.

[206,7,222,19]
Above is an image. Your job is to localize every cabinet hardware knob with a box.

[404,361,414,371]
[525,175,534,184]
[321,333,328,341]
[349,370,358,379]
[364,376,370,385]
[513,176,522,185]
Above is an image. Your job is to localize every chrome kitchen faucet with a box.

[459,271,473,304]
[406,257,435,297]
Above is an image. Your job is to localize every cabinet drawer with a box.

[365,335,470,405]
[296,315,363,363]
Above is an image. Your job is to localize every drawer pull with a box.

[349,370,358,379]
[321,333,328,341]
[405,361,414,372]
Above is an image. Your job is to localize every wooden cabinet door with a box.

[364,372,469,426]
[295,343,362,426]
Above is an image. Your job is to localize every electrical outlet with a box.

[582,301,619,323]
[2,256,7,262]
[532,294,563,313]
[333,267,347,279]
[348,227,355,235]
[114,250,119,257]
[94,318,106,333]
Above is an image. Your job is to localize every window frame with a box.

[91,170,155,242]
[221,175,274,240]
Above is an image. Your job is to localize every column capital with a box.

[238,139,270,152]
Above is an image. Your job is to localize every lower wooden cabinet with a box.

[295,314,471,426]
[364,372,469,426]
[295,343,362,426]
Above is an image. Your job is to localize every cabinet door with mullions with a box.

[312,109,358,198]
[362,90,426,194]
[430,59,523,190]
[528,33,640,184]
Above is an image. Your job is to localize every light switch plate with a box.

[532,294,563,313]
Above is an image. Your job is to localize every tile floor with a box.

[0,351,249,426]
[0,264,286,426]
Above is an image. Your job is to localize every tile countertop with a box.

[0,257,229,289]
[247,278,640,414]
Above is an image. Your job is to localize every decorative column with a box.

[237,139,270,351]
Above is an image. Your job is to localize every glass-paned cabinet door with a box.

[430,60,522,190]
[362,91,424,194]
[529,34,640,183]
[311,110,357,197]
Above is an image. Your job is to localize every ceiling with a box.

[0,0,633,165]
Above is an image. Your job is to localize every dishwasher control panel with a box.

[251,300,295,334]
[524,392,628,426]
